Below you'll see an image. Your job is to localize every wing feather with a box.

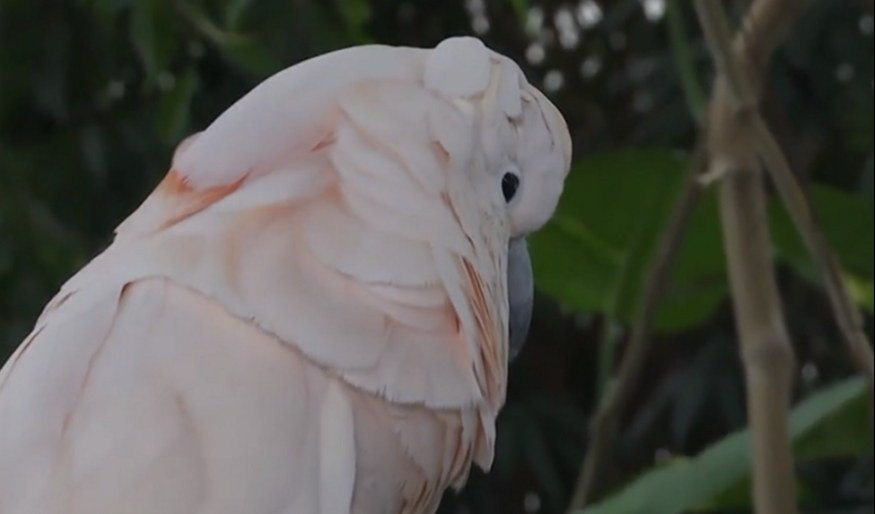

[1,41,520,514]
[0,276,485,513]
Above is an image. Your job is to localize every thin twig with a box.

[693,0,802,512]
[567,6,709,507]
[747,116,875,395]
[567,150,705,511]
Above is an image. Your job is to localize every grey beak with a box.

[507,237,534,360]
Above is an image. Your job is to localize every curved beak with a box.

[507,237,534,360]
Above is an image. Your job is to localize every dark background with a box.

[1,1,872,512]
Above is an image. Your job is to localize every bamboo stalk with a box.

[696,0,875,400]
[693,1,803,512]
[714,156,799,513]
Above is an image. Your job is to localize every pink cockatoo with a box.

[0,37,570,514]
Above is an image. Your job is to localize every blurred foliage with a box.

[0,0,872,513]
[580,377,871,514]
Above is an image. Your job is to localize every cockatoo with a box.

[0,37,570,514]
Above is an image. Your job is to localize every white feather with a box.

[319,382,356,514]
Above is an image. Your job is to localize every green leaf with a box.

[338,0,371,31]
[794,381,873,458]
[530,150,684,317]
[220,35,283,78]
[224,0,254,30]
[532,216,621,314]
[578,377,870,514]
[655,189,727,331]
[533,150,873,332]
[130,0,179,79]
[155,68,198,145]
[172,2,280,78]
[770,184,874,313]
[771,185,875,281]
[845,274,874,313]
[666,0,704,121]
[509,0,529,21]
[87,0,133,19]
[530,150,727,332]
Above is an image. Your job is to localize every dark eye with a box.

[501,172,520,202]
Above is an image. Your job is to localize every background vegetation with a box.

[0,0,872,512]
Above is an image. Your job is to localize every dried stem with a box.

[567,151,705,511]
[693,0,802,512]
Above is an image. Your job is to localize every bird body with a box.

[0,37,570,514]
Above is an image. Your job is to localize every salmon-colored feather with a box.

[0,37,571,514]
[115,169,246,239]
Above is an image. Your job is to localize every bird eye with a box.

[501,172,520,202]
